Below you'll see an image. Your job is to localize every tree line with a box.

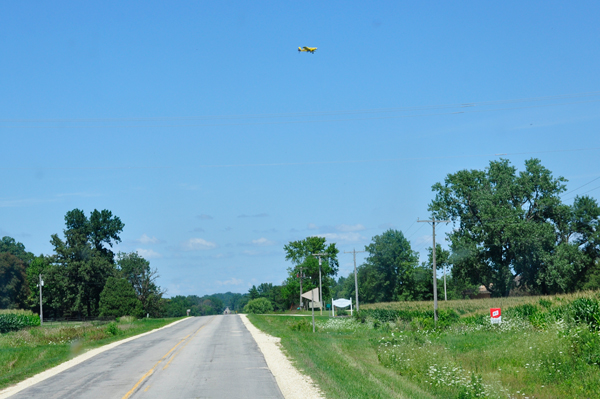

[249,158,600,311]
[3,158,598,315]
[0,209,165,318]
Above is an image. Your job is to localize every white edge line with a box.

[0,317,194,399]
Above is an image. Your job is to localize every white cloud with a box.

[317,232,365,243]
[216,278,244,286]
[307,223,318,230]
[136,248,162,259]
[336,224,366,232]
[252,237,276,246]
[182,238,217,251]
[137,234,160,244]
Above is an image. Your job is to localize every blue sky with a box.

[1,1,599,297]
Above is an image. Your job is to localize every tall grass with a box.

[361,291,599,317]
[0,317,183,390]
[248,292,600,399]
[370,291,600,398]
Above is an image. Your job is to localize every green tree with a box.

[26,255,49,311]
[284,236,339,306]
[248,285,260,300]
[0,236,34,265]
[161,295,189,317]
[99,277,143,318]
[360,229,419,302]
[117,252,165,317]
[538,195,600,293]
[0,253,28,309]
[429,159,569,296]
[46,209,123,317]
[243,297,273,314]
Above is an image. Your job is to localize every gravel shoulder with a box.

[240,314,324,399]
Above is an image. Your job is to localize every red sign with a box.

[490,308,501,318]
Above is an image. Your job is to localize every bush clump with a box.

[243,298,273,314]
[288,318,316,332]
[0,313,40,333]
[105,322,120,336]
[99,277,143,318]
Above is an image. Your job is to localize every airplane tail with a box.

[298,47,302,52]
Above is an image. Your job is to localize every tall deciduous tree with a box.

[359,229,419,302]
[117,252,165,317]
[284,236,339,305]
[46,209,123,317]
[0,252,28,309]
[429,158,600,296]
[0,236,34,265]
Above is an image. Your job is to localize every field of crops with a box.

[361,291,596,317]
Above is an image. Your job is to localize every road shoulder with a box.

[239,314,324,399]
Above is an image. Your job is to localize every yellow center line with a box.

[120,317,215,399]
[162,317,213,370]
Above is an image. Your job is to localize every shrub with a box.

[99,277,143,318]
[288,318,316,332]
[0,313,40,333]
[105,322,120,336]
[243,298,273,314]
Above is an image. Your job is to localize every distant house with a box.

[475,285,492,299]
[223,307,231,315]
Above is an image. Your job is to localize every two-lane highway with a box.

[8,315,284,399]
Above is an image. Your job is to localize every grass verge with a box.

[0,317,185,390]
[247,314,434,399]
[250,292,600,398]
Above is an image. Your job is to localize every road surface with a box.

[9,315,284,399]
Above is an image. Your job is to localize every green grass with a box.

[248,315,434,399]
[250,292,600,399]
[0,317,185,390]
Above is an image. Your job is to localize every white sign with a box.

[301,288,320,303]
[332,298,352,308]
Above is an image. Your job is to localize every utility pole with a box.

[312,253,329,316]
[344,249,365,312]
[443,259,448,301]
[311,288,315,332]
[298,266,303,310]
[417,217,450,326]
[38,274,44,326]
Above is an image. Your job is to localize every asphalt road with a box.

[10,315,284,399]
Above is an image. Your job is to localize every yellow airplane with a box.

[298,46,317,53]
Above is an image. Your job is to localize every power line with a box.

[407,223,426,240]
[561,175,600,196]
[402,220,417,236]
[563,184,600,201]
[1,95,599,129]
[2,146,598,171]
